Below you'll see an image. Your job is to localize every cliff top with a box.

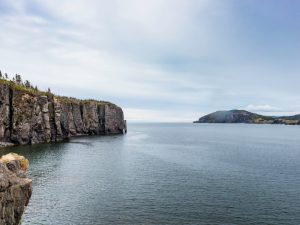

[0,73,115,107]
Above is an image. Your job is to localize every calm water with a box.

[2,123,300,225]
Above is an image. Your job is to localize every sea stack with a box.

[0,153,32,225]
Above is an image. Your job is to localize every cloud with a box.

[245,104,281,112]
[124,108,199,122]
[0,0,299,121]
[245,104,300,116]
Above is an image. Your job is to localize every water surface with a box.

[2,123,300,225]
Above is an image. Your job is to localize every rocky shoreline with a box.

[0,142,15,148]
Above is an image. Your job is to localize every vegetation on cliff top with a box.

[0,72,40,95]
[0,70,114,106]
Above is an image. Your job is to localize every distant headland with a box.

[194,110,300,125]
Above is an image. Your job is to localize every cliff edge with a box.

[0,153,32,225]
[0,78,126,146]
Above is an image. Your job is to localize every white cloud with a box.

[0,0,299,121]
[124,108,199,122]
[245,104,280,112]
[245,105,300,116]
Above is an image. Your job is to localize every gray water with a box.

[2,123,300,225]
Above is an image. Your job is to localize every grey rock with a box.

[0,142,15,148]
[11,91,35,145]
[101,104,126,134]
[82,102,99,135]
[60,102,77,137]
[53,97,64,141]
[31,96,51,144]
[0,84,11,142]
[72,103,86,134]
[0,84,126,145]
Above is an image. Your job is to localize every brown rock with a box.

[0,153,32,225]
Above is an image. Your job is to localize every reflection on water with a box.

[1,123,300,225]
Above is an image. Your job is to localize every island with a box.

[194,110,300,125]
[0,72,127,146]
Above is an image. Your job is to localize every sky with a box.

[0,0,300,122]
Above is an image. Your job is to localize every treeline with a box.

[0,70,51,93]
[0,70,114,105]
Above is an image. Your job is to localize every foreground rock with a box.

[0,153,32,225]
[0,80,127,146]
[194,110,300,125]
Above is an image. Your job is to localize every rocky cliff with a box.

[0,81,126,146]
[194,110,300,125]
[0,153,32,225]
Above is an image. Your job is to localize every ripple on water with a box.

[2,123,299,225]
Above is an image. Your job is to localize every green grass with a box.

[0,79,39,96]
[55,95,113,106]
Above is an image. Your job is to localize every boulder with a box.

[0,153,32,225]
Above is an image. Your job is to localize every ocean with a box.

[2,123,300,225]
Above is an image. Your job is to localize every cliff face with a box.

[0,83,126,146]
[0,153,32,225]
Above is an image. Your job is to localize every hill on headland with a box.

[194,110,300,125]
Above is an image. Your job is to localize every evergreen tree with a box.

[0,70,2,79]
[15,74,23,85]
[24,80,31,89]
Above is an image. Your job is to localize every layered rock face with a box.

[0,83,126,145]
[0,153,32,225]
[0,84,11,143]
